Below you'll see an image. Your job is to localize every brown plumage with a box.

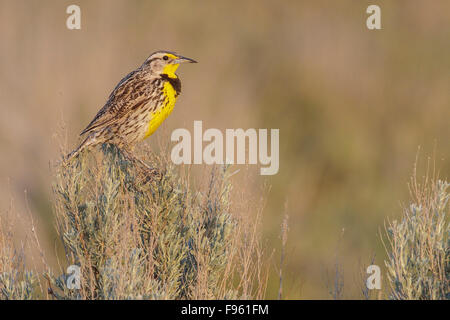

[66,50,196,167]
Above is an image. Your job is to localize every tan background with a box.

[0,0,449,298]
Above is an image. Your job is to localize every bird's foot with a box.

[137,165,163,184]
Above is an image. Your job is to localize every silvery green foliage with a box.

[51,144,235,299]
[0,217,38,300]
[384,180,449,300]
[0,270,37,300]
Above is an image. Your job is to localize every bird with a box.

[66,50,197,171]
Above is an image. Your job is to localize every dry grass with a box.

[1,1,450,299]
[0,140,448,300]
[382,161,449,300]
[2,142,267,300]
[0,205,38,299]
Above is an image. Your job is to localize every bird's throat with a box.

[162,63,180,78]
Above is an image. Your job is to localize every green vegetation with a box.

[1,1,449,299]
[1,145,267,299]
[0,145,447,299]
[383,174,449,299]
[0,215,38,299]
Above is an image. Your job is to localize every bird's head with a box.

[143,51,197,78]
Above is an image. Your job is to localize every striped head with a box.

[142,51,197,78]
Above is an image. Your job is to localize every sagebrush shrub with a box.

[49,144,245,299]
[384,177,449,300]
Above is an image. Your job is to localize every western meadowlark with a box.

[67,50,196,170]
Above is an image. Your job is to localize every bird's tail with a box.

[65,135,94,162]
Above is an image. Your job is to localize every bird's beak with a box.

[173,55,197,64]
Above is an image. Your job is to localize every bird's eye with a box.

[163,55,169,61]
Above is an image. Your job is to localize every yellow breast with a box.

[144,81,177,139]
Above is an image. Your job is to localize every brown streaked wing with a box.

[80,69,150,136]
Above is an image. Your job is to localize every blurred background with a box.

[0,0,449,298]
